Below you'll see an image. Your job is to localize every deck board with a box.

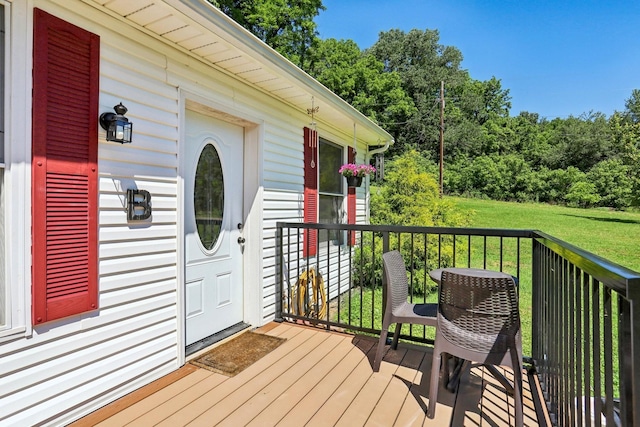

[333,344,409,427]
[157,325,313,426]
[246,335,364,426]
[275,337,374,427]
[210,333,345,426]
[78,323,543,427]
[304,339,386,427]
[393,351,433,427]
[365,349,424,426]
[94,368,214,426]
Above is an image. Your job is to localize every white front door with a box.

[184,110,244,346]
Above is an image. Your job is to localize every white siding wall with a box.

[0,1,371,425]
[264,150,370,322]
[0,3,182,424]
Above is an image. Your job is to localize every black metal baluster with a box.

[603,287,614,424]
[575,266,583,427]
[583,272,592,427]
[593,278,602,427]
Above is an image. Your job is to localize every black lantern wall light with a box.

[100,102,133,143]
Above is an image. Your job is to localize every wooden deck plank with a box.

[275,337,375,427]
[115,368,228,426]
[214,335,342,427]
[365,348,425,426]
[246,335,366,426]
[70,364,199,427]
[75,324,541,427]
[332,344,409,426]
[452,365,540,427]
[131,324,306,426]
[304,339,382,427]
[392,348,457,427]
[393,350,432,427]
[160,327,328,426]
[94,368,213,426]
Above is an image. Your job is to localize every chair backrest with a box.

[439,270,520,353]
[382,250,409,314]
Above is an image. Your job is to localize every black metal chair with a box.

[427,269,523,426]
[373,250,438,372]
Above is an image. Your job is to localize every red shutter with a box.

[303,127,318,257]
[32,9,99,324]
[347,147,357,245]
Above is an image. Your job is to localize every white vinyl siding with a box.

[0,5,180,423]
[0,0,373,424]
[261,138,368,322]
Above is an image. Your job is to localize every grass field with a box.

[446,197,640,395]
[450,196,640,272]
[336,197,640,365]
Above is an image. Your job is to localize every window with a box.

[194,144,224,250]
[318,138,344,244]
[303,128,354,256]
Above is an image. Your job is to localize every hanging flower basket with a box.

[339,163,376,187]
[345,176,363,187]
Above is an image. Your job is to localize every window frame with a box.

[0,1,6,331]
[0,0,33,341]
[317,137,346,246]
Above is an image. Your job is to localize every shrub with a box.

[565,181,601,208]
[354,150,471,295]
[587,159,633,208]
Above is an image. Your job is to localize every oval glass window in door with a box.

[194,143,224,250]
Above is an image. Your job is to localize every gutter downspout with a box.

[364,139,393,223]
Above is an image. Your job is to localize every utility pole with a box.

[439,80,444,198]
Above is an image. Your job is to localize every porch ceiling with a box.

[88,0,393,146]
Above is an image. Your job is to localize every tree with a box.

[544,112,611,171]
[443,76,512,159]
[455,77,511,125]
[371,150,469,227]
[368,29,467,157]
[624,89,640,123]
[510,112,550,167]
[355,151,471,294]
[209,0,325,71]
[307,38,416,135]
[587,159,633,208]
[610,109,640,206]
[565,181,601,208]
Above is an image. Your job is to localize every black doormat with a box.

[190,331,286,377]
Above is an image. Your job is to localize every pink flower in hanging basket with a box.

[339,163,376,178]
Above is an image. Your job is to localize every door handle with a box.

[237,237,246,244]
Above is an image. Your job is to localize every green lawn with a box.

[446,197,640,395]
[337,198,640,365]
[450,196,640,272]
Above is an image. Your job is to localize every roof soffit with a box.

[87,0,391,145]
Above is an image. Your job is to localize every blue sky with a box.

[315,0,640,119]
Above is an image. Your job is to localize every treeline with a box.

[444,111,640,208]
[210,0,640,209]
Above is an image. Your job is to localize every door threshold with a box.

[185,322,250,357]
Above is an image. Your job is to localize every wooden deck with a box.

[74,323,545,426]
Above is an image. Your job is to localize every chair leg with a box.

[513,365,523,427]
[512,350,524,427]
[391,323,402,350]
[373,326,389,372]
[427,348,441,418]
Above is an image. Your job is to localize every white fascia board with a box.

[168,0,393,145]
